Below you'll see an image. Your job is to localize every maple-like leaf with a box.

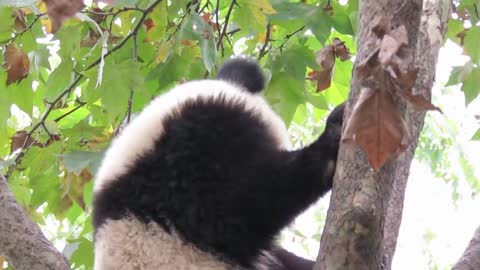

[332,38,351,61]
[3,44,30,85]
[308,45,336,92]
[342,88,411,170]
[44,0,85,33]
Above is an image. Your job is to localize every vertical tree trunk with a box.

[382,0,452,269]
[0,174,70,270]
[314,0,427,269]
[452,225,480,270]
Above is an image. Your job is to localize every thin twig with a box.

[86,0,163,71]
[53,101,87,123]
[257,22,271,60]
[1,14,43,44]
[278,26,305,52]
[216,0,236,49]
[126,32,138,124]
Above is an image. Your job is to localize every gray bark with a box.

[452,225,480,270]
[314,0,426,269]
[0,174,70,270]
[382,0,452,269]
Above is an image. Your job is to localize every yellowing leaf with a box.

[237,0,276,32]
[252,0,276,14]
[156,40,174,63]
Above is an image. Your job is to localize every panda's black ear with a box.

[217,58,265,93]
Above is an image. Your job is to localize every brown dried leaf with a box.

[342,88,410,170]
[3,44,30,85]
[396,67,418,90]
[10,132,35,153]
[332,38,351,61]
[315,45,336,69]
[379,34,401,65]
[44,0,85,33]
[371,16,388,37]
[355,48,380,79]
[399,88,443,113]
[143,18,155,31]
[389,25,408,46]
[307,70,333,92]
[13,9,27,31]
[310,45,336,92]
[89,7,106,23]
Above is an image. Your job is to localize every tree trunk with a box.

[313,0,440,269]
[452,225,480,270]
[0,174,70,270]
[382,0,452,268]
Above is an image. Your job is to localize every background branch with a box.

[5,0,164,180]
[0,174,70,270]
[452,224,480,270]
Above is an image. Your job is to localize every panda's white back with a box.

[94,216,233,270]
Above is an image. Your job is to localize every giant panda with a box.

[92,58,345,270]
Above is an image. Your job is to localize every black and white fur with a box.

[92,58,345,270]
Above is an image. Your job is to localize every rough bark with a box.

[0,174,70,270]
[314,0,425,269]
[452,225,480,270]
[382,0,452,269]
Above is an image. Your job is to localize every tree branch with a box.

[382,1,452,269]
[0,174,70,269]
[452,225,480,270]
[216,0,236,50]
[5,0,165,180]
[1,14,44,44]
[314,1,424,269]
[257,22,271,60]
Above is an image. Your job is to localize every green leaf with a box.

[8,77,34,116]
[471,129,480,141]
[0,7,13,43]
[55,25,82,58]
[269,45,315,80]
[264,72,305,125]
[22,142,62,176]
[10,183,32,206]
[145,1,168,41]
[65,202,84,224]
[46,59,74,100]
[461,67,480,105]
[305,7,331,45]
[29,168,62,209]
[70,237,94,268]
[446,61,474,86]
[269,0,310,31]
[59,151,104,175]
[180,14,217,72]
[147,52,191,90]
[446,19,465,44]
[84,60,143,122]
[464,26,480,65]
[328,1,354,35]
[235,0,276,33]
[168,0,189,17]
[83,180,94,207]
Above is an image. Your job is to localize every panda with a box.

[92,58,345,270]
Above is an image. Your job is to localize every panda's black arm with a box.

[270,246,315,270]
[222,104,344,264]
